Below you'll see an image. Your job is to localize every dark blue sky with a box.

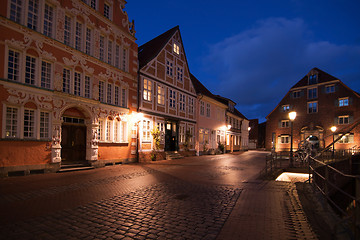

[126,0,360,122]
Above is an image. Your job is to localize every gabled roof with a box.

[213,95,248,120]
[190,73,215,98]
[138,26,179,69]
[291,67,338,89]
[234,108,248,120]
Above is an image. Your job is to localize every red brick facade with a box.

[266,68,360,152]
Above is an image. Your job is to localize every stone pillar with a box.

[51,121,62,163]
[86,121,99,162]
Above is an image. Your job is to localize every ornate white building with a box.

[0,0,138,176]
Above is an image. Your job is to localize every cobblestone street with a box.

[0,151,318,239]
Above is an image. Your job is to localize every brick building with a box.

[0,0,138,176]
[266,68,360,152]
[137,26,197,161]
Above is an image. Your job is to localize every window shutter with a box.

[300,90,304,97]
[334,117,338,125]
[278,120,282,128]
[335,84,339,92]
[334,99,338,107]
[349,134,354,143]
[349,97,353,106]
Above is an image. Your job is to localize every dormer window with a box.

[308,74,318,85]
[173,43,180,55]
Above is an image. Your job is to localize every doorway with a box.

[61,124,87,164]
[165,121,178,151]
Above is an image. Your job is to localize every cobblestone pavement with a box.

[0,151,318,239]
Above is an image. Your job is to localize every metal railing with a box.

[309,156,360,239]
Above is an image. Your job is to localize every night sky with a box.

[126,0,360,123]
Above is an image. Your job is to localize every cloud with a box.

[202,17,360,121]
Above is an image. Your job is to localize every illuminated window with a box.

[339,97,349,107]
[5,107,18,138]
[308,87,317,99]
[173,43,180,54]
[325,84,335,93]
[25,55,36,85]
[143,79,152,101]
[157,85,165,105]
[336,133,354,144]
[338,115,349,125]
[199,128,204,144]
[142,120,151,142]
[179,125,185,143]
[308,101,317,113]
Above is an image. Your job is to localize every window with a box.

[115,44,120,68]
[40,112,49,138]
[308,74,317,85]
[120,121,127,142]
[337,133,354,144]
[206,103,210,117]
[204,129,209,143]
[25,55,36,85]
[75,22,83,51]
[24,109,35,138]
[325,84,335,93]
[99,36,105,61]
[280,135,289,144]
[8,49,20,82]
[99,81,105,102]
[41,61,51,89]
[188,126,194,143]
[5,107,18,138]
[339,97,349,107]
[85,28,92,55]
[27,0,39,30]
[114,86,119,106]
[43,3,54,37]
[90,0,97,9]
[97,120,103,140]
[200,101,205,116]
[166,60,173,76]
[292,90,301,98]
[122,48,128,71]
[107,40,113,64]
[107,83,112,104]
[281,105,290,112]
[62,68,71,93]
[169,89,176,108]
[188,97,194,114]
[338,115,349,125]
[114,119,120,142]
[173,43,180,54]
[157,85,165,105]
[105,120,111,141]
[281,120,289,128]
[177,67,183,82]
[143,79,152,101]
[199,128,204,144]
[64,15,72,46]
[121,88,127,107]
[10,0,22,23]
[308,87,317,99]
[308,101,318,113]
[142,120,151,142]
[84,76,91,98]
[104,2,111,19]
[179,125,185,143]
[157,122,165,142]
[179,93,185,111]
[74,72,81,96]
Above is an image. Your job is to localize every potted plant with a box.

[150,127,161,161]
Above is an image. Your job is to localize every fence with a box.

[309,155,360,239]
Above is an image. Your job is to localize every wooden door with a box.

[61,125,86,163]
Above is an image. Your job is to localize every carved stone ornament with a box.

[63,55,94,74]
[6,88,53,110]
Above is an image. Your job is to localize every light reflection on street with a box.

[276,172,311,182]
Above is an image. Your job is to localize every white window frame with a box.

[157,85,165,105]
[99,35,105,61]
[43,2,54,38]
[177,67,183,82]
[27,0,39,31]
[75,21,83,51]
[84,75,91,98]
[179,93,185,111]
[188,97,194,114]
[99,81,105,102]
[169,89,176,109]
[62,68,71,93]
[41,60,52,89]
[206,103,210,118]
[64,15,72,46]
[4,106,19,138]
[142,119,151,143]
[74,71,82,96]
[308,101,318,114]
[40,111,50,139]
[339,97,349,107]
[166,59,173,77]
[85,27,92,55]
[9,0,23,23]
[338,115,349,125]
[25,55,37,85]
[281,120,289,128]
[24,108,35,139]
[325,84,335,93]
[308,87,317,99]
[143,79,152,102]
[107,40,113,64]
[200,101,205,116]
[280,135,290,144]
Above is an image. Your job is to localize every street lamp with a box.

[131,112,144,162]
[331,126,337,159]
[289,111,297,167]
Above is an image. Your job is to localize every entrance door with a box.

[61,125,86,163]
[165,122,178,151]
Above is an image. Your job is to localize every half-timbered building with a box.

[138,26,197,161]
